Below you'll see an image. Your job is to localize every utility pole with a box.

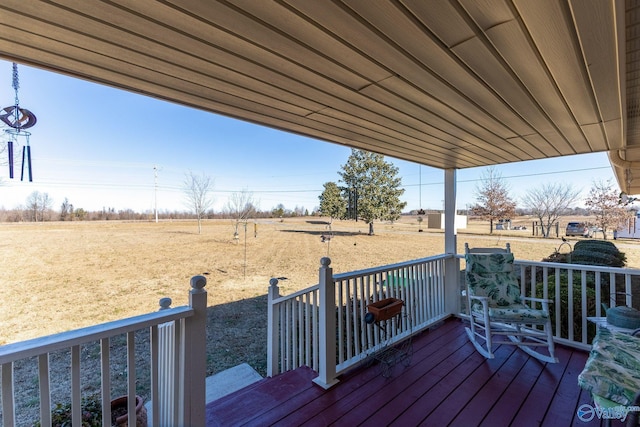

[154,165,159,223]
[419,165,422,209]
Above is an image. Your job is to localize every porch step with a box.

[144,363,263,425]
[205,363,263,403]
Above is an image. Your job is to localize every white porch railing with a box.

[269,253,640,388]
[267,255,452,385]
[456,255,640,350]
[512,259,640,350]
[0,275,207,427]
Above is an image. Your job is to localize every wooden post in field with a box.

[267,278,281,377]
[183,275,207,426]
[313,257,339,389]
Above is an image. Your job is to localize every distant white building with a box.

[427,214,467,230]
[617,211,640,239]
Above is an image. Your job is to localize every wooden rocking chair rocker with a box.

[464,243,558,363]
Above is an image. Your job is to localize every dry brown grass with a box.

[3,216,640,425]
[3,216,640,345]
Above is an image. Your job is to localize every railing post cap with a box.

[191,275,207,291]
[269,278,279,286]
[159,297,172,310]
[321,257,332,267]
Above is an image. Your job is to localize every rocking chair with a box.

[464,243,558,363]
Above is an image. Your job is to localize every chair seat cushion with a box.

[578,328,640,406]
[472,303,549,322]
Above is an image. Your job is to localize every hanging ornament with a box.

[2,63,36,181]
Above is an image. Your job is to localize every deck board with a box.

[341,325,473,426]
[450,347,532,426]
[511,346,576,426]
[386,339,486,425]
[478,354,546,426]
[419,344,518,426]
[206,318,611,426]
[542,349,594,426]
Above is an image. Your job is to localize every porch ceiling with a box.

[1,1,639,192]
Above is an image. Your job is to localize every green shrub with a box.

[541,252,570,264]
[33,395,102,427]
[571,249,624,267]
[542,240,626,268]
[535,272,597,342]
[574,239,618,252]
[573,240,626,267]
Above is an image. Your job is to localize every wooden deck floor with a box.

[206,318,618,426]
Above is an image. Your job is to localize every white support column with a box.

[312,257,339,389]
[444,169,460,316]
[183,275,207,426]
[267,278,281,377]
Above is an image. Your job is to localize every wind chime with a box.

[1,63,36,181]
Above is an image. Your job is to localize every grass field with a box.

[3,216,640,424]
[3,216,640,345]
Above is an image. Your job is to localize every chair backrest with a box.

[465,244,521,307]
[464,242,511,254]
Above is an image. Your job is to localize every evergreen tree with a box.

[318,182,346,222]
[272,204,285,218]
[338,149,406,235]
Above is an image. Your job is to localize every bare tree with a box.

[39,193,53,221]
[469,167,516,234]
[522,183,580,238]
[183,171,214,234]
[585,179,633,239]
[60,197,74,221]
[25,192,39,221]
[25,191,53,222]
[224,189,257,238]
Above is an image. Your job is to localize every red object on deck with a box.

[367,298,404,321]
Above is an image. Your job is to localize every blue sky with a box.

[0,60,618,214]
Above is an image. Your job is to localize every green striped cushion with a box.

[578,328,640,405]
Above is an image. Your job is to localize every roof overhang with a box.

[0,1,636,191]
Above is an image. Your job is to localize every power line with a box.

[2,164,611,195]
[464,165,611,182]
[403,165,611,187]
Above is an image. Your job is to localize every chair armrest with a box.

[468,295,490,311]
[521,296,553,304]
[467,294,489,318]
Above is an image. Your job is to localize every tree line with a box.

[3,151,635,241]
[468,167,634,239]
[0,189,313,223]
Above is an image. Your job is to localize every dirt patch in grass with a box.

[2,216,640,425]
